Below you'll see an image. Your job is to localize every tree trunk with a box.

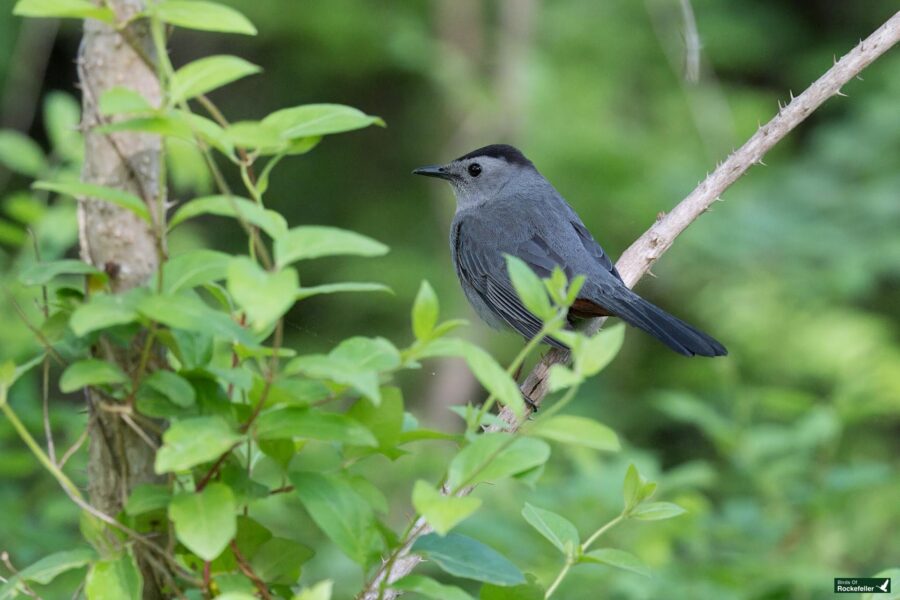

[78,1,167,597]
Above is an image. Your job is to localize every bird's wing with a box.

[454,218,566,349]
[569,219,623,281]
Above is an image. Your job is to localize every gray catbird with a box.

[413,144,726,357]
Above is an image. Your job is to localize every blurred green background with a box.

[1,1,898,598]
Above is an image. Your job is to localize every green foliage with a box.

[152,0,257,35]
[84,552,142,600]
[59,360,128,393]
[392,575,473,600]
[169,483,237,560]
[0,130,46,176]
[12,0,113,22]
[412,480,482,536]
[411,533,526,586]
[521,503,580,558]
[169,55,261,104]
[579,548,650,578]
[274,225,388,267]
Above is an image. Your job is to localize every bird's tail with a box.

[598,288,727,357]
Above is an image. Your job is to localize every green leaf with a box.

[505,255,554,320]
[155,416,243,473]
[143,370,195,407]
[392,575,474,600]
[572,323,625,377]
[44,91,82,161]
[424,339,524,419]
[227,257,298,331]
[530,415,620,452]
[169,483,236,561]
[447,434,550,490]
[85,551,142,600]
[34,180,151,223]
[137,293,255,346]
[287,354,379,404]
[0,130,45,176]
[412,481,482,536]
[70,291,143,336]
[480,578,545,600]
[215,594,257,600]
[168,194,287,238]
[161,249,231,293]
[290,472,379,565]
[98,87,153,115]
[274,225,388,267]
[225,120,285,152]
[101,110,234,156]
[154,0,257,35]
[286,337,401,405]
[19,258,102,286]
[262,103,384,139]
[411,533,525,586]
[13,0,113,22]
[296,282,391,301]
[545,364,583,393]
[248,537,313,585]
[293,581,333,600]
[580,548,650,578]
[0,548,94,598]
[622,464,656,512]
[254,408,376,446]
[332,336,401,372]
[125,484,171,516]
[170,55,261,103]
[630,501,687,521]
[347,387,404,449]
[60,359,128,393]
[96,115,193,138]
[412,280,439,341]
[521,503,580,557]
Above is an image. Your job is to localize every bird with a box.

[877,580,890,593]
[413,143,727,357]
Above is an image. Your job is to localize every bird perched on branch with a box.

[413,144,727,357]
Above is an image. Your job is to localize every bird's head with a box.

[413,144,536,210]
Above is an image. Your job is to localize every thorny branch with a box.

[358,10,900,599]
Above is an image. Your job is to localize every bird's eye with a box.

[468,163,482,177]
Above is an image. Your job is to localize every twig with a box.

[230,540,271,600]
[10,300,66,367]
[121,413,159,451]
[357,11,900,599]
[29,230,57,465]
[0,552,40,598]
[58,414,93,469]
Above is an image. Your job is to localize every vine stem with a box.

[544,514,624,598]
[0,387,83,502]
[357,12,900,599]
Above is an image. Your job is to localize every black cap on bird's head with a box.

[452,144,533,167]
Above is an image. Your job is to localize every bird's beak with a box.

[412,164,452,180]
